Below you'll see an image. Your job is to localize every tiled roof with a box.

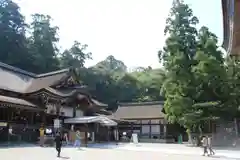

[112,102,165,119]
[26,70,69,93]
[0,95,36,107]
[0,61,70,93]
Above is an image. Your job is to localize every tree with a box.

[223,57,240,119]
[131,68,165,101]
[192,26,227,119]
[60,41,92,69]
[0,0,33,70]
[28,14,60,73]
[160,0,231,144]
[93,55,127,74]
[159,0,200,142]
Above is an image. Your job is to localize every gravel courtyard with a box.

[0,145,238,160]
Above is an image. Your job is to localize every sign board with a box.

[54,119,61,128]
[0,122,7,127]
[131,133,138,144]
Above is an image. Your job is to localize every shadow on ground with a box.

[210,155,240,160]
[85,143,124,149]
[0,143,38,149]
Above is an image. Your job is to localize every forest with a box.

[2,0,240,135]
[0,0,165,106]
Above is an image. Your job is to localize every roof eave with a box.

[222,0,230,53]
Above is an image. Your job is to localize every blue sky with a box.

[15,0,223,69]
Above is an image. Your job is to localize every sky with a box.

[14,0,223,69]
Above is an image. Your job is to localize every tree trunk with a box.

[187,128,193,145]
[234,118,238,138]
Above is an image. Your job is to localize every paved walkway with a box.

[0,146,232,160]
[115,143,240,159]
[1,143,240,160]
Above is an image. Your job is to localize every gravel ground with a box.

[0,146,235,160]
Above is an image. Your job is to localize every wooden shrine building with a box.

[0,62,108,144]
[108,101,184,143]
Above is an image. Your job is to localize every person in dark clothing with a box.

[55,130,63,157]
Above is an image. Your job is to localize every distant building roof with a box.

[111,101,165,119]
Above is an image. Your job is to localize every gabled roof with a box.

[26,70,70,93]
[111,101,165,119]
[0,62,107,109]
[0,61,72,93]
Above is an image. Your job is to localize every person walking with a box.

[201,136,209,156]
[39,126,45,147]
[63,132,69,146]
[55,130,63,157]
[74,130,81,149]
[208,136,215,155]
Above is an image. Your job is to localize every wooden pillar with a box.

[149,120,152,139]
[30,112,34,125]
[7,107,10,121]
[164,124,167,138]
[42,112,46,125]
[84,124,88,147]
[115,126,119,143]
[140,120,142,138]
[131,122,133,134]
[159,120,161,139]
[96,123,99,142]
[107,127,110,142]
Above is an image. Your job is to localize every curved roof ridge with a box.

[0,61,70,78]
[0,62,36,77]
[35,68,70,78]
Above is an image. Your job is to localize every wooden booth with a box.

[107,101,183,143]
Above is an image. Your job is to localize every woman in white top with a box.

[201,136,208,156]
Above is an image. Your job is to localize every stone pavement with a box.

[0,146,234,160]
[115,143,240,159]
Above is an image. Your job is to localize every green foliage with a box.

[79,56,164,104]
[159,0,236,132]
[159,0,199,129]
[0,0,32,70]
[28,14,60,73]
[3,0,240,130]
[60,41,92,68]
[93,55,127,74]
